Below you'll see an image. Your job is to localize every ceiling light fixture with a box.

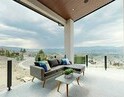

[84,0,89,3]
[72,9,75,11]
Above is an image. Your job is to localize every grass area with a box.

[74,56,85,64]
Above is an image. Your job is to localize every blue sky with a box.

[0,0,123,49]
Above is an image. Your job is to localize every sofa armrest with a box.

[30,65,45,81]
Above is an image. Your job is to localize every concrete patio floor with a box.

[0,68,124,97]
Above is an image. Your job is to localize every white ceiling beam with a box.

[15,0,66,25]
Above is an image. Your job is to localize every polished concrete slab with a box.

[0,68,124,97]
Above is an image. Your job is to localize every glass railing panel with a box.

[0,57,7,91]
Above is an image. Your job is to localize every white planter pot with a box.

[64,73,73,79]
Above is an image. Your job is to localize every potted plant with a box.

[64,68,74,79]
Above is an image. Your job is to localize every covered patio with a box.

[14,0,115,63]
[1,0,122,97]
[0,68,124,97]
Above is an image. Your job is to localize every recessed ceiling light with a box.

[72,9,75,11]
[84,0,89,3]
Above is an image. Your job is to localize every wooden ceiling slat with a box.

[37,0,114,21]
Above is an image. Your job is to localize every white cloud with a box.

[0,0,123,48]
[0,23,37,35]
[0,37,44,49]
[74,21,123,47]
[81,0,123,21]
[75,39,123,47]
[74,27,83,36]
[0,0,64,48]
[0,33,11,38]
[74,0,123,47]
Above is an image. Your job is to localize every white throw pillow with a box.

[65,58,70,64]
[61,58,70,65]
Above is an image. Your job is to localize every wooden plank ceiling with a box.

[37,0,114,21]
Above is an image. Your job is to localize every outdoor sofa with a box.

[30,59,85,87]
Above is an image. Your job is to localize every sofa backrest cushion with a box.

[34,62,40,66]
[57,59,62,65]
[48,59,59,67]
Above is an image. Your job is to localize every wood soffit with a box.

[37,0,115,22]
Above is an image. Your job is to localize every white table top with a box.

[55,73,81,84]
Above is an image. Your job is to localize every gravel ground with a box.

[0,56,32,91]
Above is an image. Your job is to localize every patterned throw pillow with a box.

[43,61,51,70]
[39,61,51,71]
[61,58,70,65]
[39,62,48,72]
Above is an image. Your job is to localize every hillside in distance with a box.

[43,46,124,55]
[0,46,123,55]
[74,46,124,55]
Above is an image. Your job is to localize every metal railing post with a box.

[104,56,107,70]
[7,60,12,91]
[86,55,88,67]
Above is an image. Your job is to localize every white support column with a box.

[64,19,74,63]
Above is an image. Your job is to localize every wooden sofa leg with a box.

[83,71,85,76]
[32,77,35,82]
[43,80,46,88]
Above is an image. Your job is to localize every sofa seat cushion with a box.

[64,64,85,73]
[44,65,64,77]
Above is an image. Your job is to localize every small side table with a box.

[55,73,81,97]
